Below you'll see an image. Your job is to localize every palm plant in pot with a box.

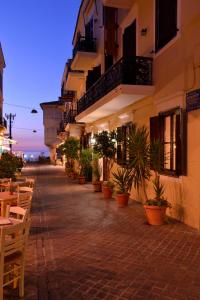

[92,153,102,192]
[143,140,171,225]
[112,168,133,208]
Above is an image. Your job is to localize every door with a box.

[123,20,136,84]
[123,20,136,58]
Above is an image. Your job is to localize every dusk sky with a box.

[0,0,81,154]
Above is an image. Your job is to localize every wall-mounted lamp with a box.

[141,28,148,36]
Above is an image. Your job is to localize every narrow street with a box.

[6,164,200,300]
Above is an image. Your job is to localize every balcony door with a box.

[123,20,136,58]
[123,21,136,84]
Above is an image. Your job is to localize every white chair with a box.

[0,220,31,299]
[5,206,28,222]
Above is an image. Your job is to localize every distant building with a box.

[43,0,200,229]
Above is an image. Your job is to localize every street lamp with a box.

[5,113,16,152]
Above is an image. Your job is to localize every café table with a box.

[0,192,18,217]
[0,216,21,227]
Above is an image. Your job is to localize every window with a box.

[150,108,187,176]
[155,0,178,52]
[117,122,133,165]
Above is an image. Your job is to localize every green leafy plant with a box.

[79,148,92,181]
[112,168,133,194]
[92,153,101,181]
[0,152,21,179]
[102,181,114,189]
[58,137,79,172]
[128,124,150,201]
[93,131,116,180]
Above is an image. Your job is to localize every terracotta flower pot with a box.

[116,193,129,208]
[102,186,113,199]
[143,205,167,225]
[79,176,86,184]
[93,181,102,192]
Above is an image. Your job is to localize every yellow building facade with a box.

[62,0,200,229]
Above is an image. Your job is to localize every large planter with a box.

[143,205,167,225]
[102,186,113,199]
[116,193,129,208]
[79,176,86,184]
[93,181,102,192]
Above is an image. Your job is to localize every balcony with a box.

[59,90,76,102]
[76,56,154,123]
[65,69,85,91]
[71,36,98,71]
[102,0,133,9]
[64,110,77,125]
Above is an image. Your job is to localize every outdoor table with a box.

[0,216,21,227]
[0,192,18,217]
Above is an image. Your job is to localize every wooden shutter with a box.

[117,127,123,164]
[150,115,164,169]
[104,7,118,57]
[155,0,177,51]
[176,110,187,176]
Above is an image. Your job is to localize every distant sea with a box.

[23,150,49,161]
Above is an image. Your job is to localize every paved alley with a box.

[6,165,200,300]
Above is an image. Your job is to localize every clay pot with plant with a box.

[143,139,171,225]
[128,126,171,225]
[112,168,133,208]
[102,181,114,199]
[92,153,102,192]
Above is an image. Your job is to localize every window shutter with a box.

[155,0,177,51]
[104,6,118,57]
[150,115,164,170]
[117,127,123,164]
[176,110,187,176]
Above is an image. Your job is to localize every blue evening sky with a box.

[0,0,81,153]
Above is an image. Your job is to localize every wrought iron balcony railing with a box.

[73,36,97,58]
[77,56,153,115]
[64,109,77,125]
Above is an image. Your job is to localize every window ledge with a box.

[154,32,181,58]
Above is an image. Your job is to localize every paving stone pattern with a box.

[5,165,200,300]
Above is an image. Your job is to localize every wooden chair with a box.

[18,186,33,193]
[0,220,31,299]
[17,192,32,214]
[25,178,35,189]
[5,206,28,222]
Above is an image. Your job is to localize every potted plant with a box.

[92,153,102,192]
[0,152,19,180]
[143,139,171,225]
[79,149,92,184]
[112,168,133,207]
[128,124,151,202]
[93,131,116,181]
[58,137,79,178]
[102,181,114,199]
[144,175,171,225]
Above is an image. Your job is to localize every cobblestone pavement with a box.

[5,165,200,300]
